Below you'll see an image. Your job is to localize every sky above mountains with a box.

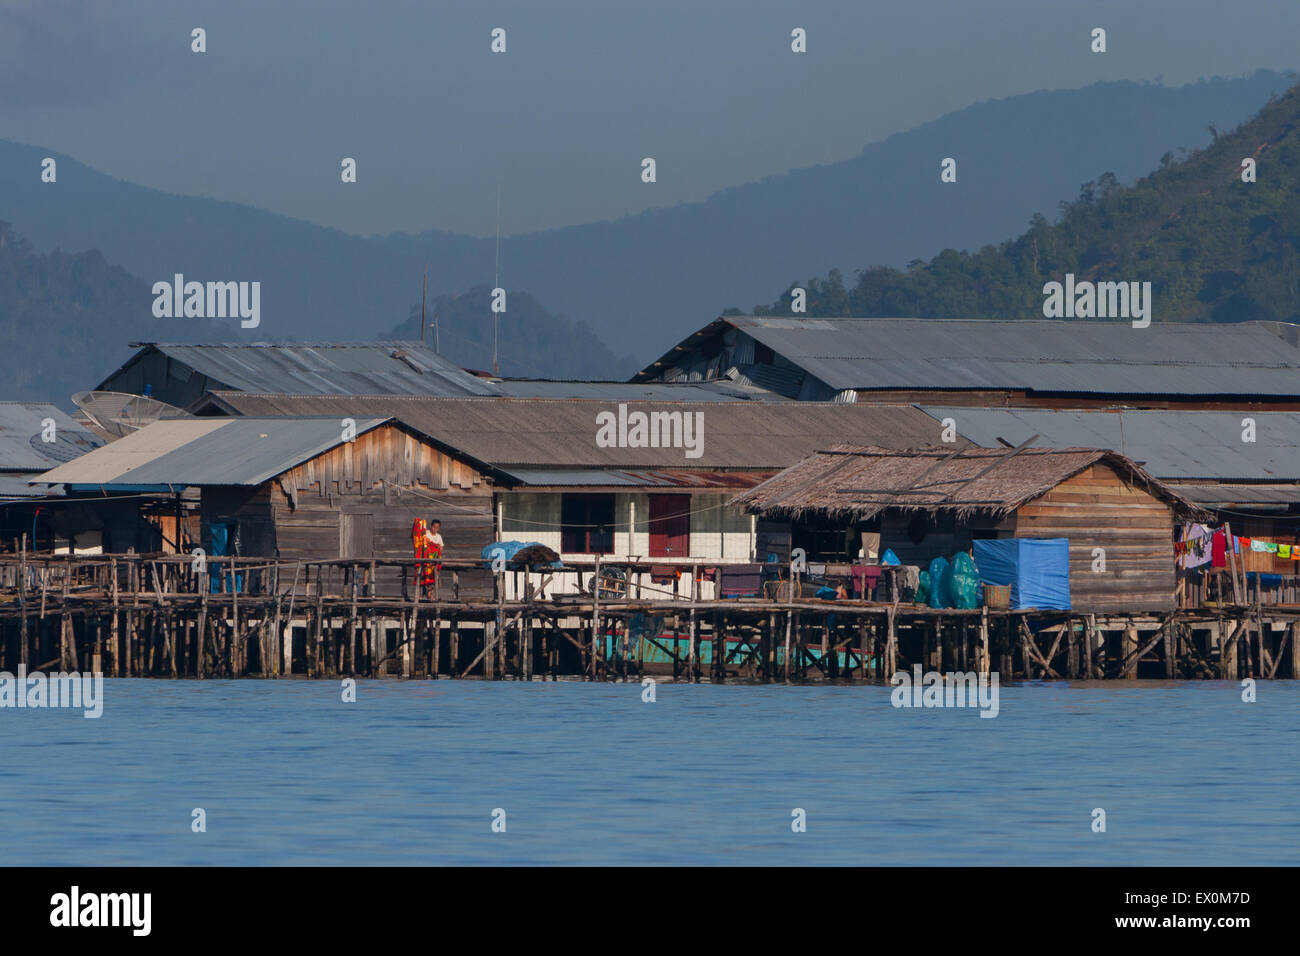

[3,0,1297,238]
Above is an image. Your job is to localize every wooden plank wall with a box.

[205,424,497,599]
[1009,463,1175,613]
[1233,516,1300,574]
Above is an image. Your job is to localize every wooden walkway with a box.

[0,553,1296,681]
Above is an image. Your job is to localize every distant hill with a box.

[380,286,634,379]
[0,71,1291,363]
[0,221,220,405]
[756,80,1300,325]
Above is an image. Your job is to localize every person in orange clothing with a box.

[411,518,438,596]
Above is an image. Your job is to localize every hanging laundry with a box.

[1281,545,1292,559]
[1252,539,1270,552]
[1211,529,1227,568]
[1178,523,1213,569]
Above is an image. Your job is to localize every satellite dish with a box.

[28,429,98,465]
[71,391,190,441]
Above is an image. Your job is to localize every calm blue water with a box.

[1,678,1297,865]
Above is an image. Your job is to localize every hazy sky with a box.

[2,0,1296,238]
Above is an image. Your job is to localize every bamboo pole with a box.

[17,534,27,670]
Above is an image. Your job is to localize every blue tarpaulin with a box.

[205,521,244,593]
[480,541,564,569]
[972,538,1071,610]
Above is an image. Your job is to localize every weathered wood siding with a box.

[1007,463,1176,613]
[203,423,496,599]
[201,486,275,547]
[1231,516,1300,574]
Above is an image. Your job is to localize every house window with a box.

[561,494,615,554]
[754,342,775,365]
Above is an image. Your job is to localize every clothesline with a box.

[1176,522,1300,572]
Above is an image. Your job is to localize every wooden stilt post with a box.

[764,613,775,683]
[783,609,793,682]
[1122,624,1139,679]
[18,534,28,671]
[1083,614,1097,679]
[711,612,722,683]
[1067,617,1080,679]
[687,563,698,682]
[999,617,1012,678]
[795,611,806,679]
[196,578,208,679]
[1290,621,1300,680]
[432,609,441,679]
[886,606,897,680]
[979,605,989,677]
[1221,621,1239,679]
[1164,618,1177,680]
[859,620,870,681]
[450,617,460,676]
[168,610,178,678]
[590,557,601,681]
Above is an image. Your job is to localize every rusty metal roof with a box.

[198,393,958,470]
[502,468,776,488]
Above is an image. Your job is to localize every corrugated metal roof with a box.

[36,417,389,487]
[0,473,63,499]
[500,469,646,487]
[726,363,806,397]
[1167,483,1300,507]
[922,407,1300,482]
[644,316,1300,396]
[0,403,103,471]
[503,468,776,488]
[203,393,959,469]
[107,342,497,397]
[494,379,787,401]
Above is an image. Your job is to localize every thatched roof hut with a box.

[730,444,1206,613]
[729,444,1203,521]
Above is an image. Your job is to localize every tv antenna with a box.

[493,185,501,377]
[419,266,427,342]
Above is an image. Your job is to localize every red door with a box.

[648,495,690,557]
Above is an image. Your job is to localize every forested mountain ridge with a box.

[0,221,220,404]
[754,81,1300,325]
[2,72,1290,361]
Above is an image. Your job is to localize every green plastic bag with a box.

[915,570,930,605]
[950,552,981,610]
[927,557,951,608]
